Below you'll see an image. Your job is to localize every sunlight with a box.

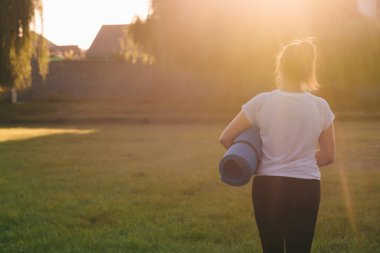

[0,128,98,143]
[41,0,150,49]
[337,159,360,239]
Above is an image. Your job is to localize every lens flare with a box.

[337,162,359,238]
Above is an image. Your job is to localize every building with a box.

[32,32,83,59]
[50,44,83,59]
[86,24,129,59]
[86,24,150,63]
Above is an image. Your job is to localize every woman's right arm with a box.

[316,123,336,167]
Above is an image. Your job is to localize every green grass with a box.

[0,101,379,124]
[0,101,238,124]
[0,120,379,253]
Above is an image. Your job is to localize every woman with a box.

[219,39,335,253]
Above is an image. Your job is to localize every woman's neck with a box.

[279,81,304,93]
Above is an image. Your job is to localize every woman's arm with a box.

[219,110,252,149]
[316,123,336,167]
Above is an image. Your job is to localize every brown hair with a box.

[275,38,320,91]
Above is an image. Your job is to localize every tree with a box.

[0,0,49,102]
[129,0,380,97]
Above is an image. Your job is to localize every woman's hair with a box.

[275,38,320,91]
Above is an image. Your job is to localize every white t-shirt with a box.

[242,89,335,180]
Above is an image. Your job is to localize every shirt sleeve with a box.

[321,99,335,130]
[242,94,262,126]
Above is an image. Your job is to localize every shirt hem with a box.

[255,172,321,180]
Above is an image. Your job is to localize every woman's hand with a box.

[219,110,252,149]
[316,123,336,167]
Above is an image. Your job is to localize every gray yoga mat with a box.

[219,127,262,186]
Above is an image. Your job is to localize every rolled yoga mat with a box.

[219,127,262,186]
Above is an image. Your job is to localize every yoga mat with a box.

[219,127,262,186]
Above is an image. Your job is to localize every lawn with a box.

[0,120,379,253]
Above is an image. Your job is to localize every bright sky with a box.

[41,0,150,49]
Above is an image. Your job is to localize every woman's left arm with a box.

[219,110,252,149]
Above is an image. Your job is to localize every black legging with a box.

[252,176,320,253]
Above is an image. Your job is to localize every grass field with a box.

[0,120,379,253]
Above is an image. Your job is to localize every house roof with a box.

[31,32,58,49]
[86,24,129,58]
[32,32,81,52]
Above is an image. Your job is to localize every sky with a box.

[41,0,150,49]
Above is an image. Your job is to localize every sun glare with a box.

[0,128,98,143]
[41,0,150,49]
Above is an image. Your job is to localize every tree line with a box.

[129,0,380,96]
[1,0,379,105]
